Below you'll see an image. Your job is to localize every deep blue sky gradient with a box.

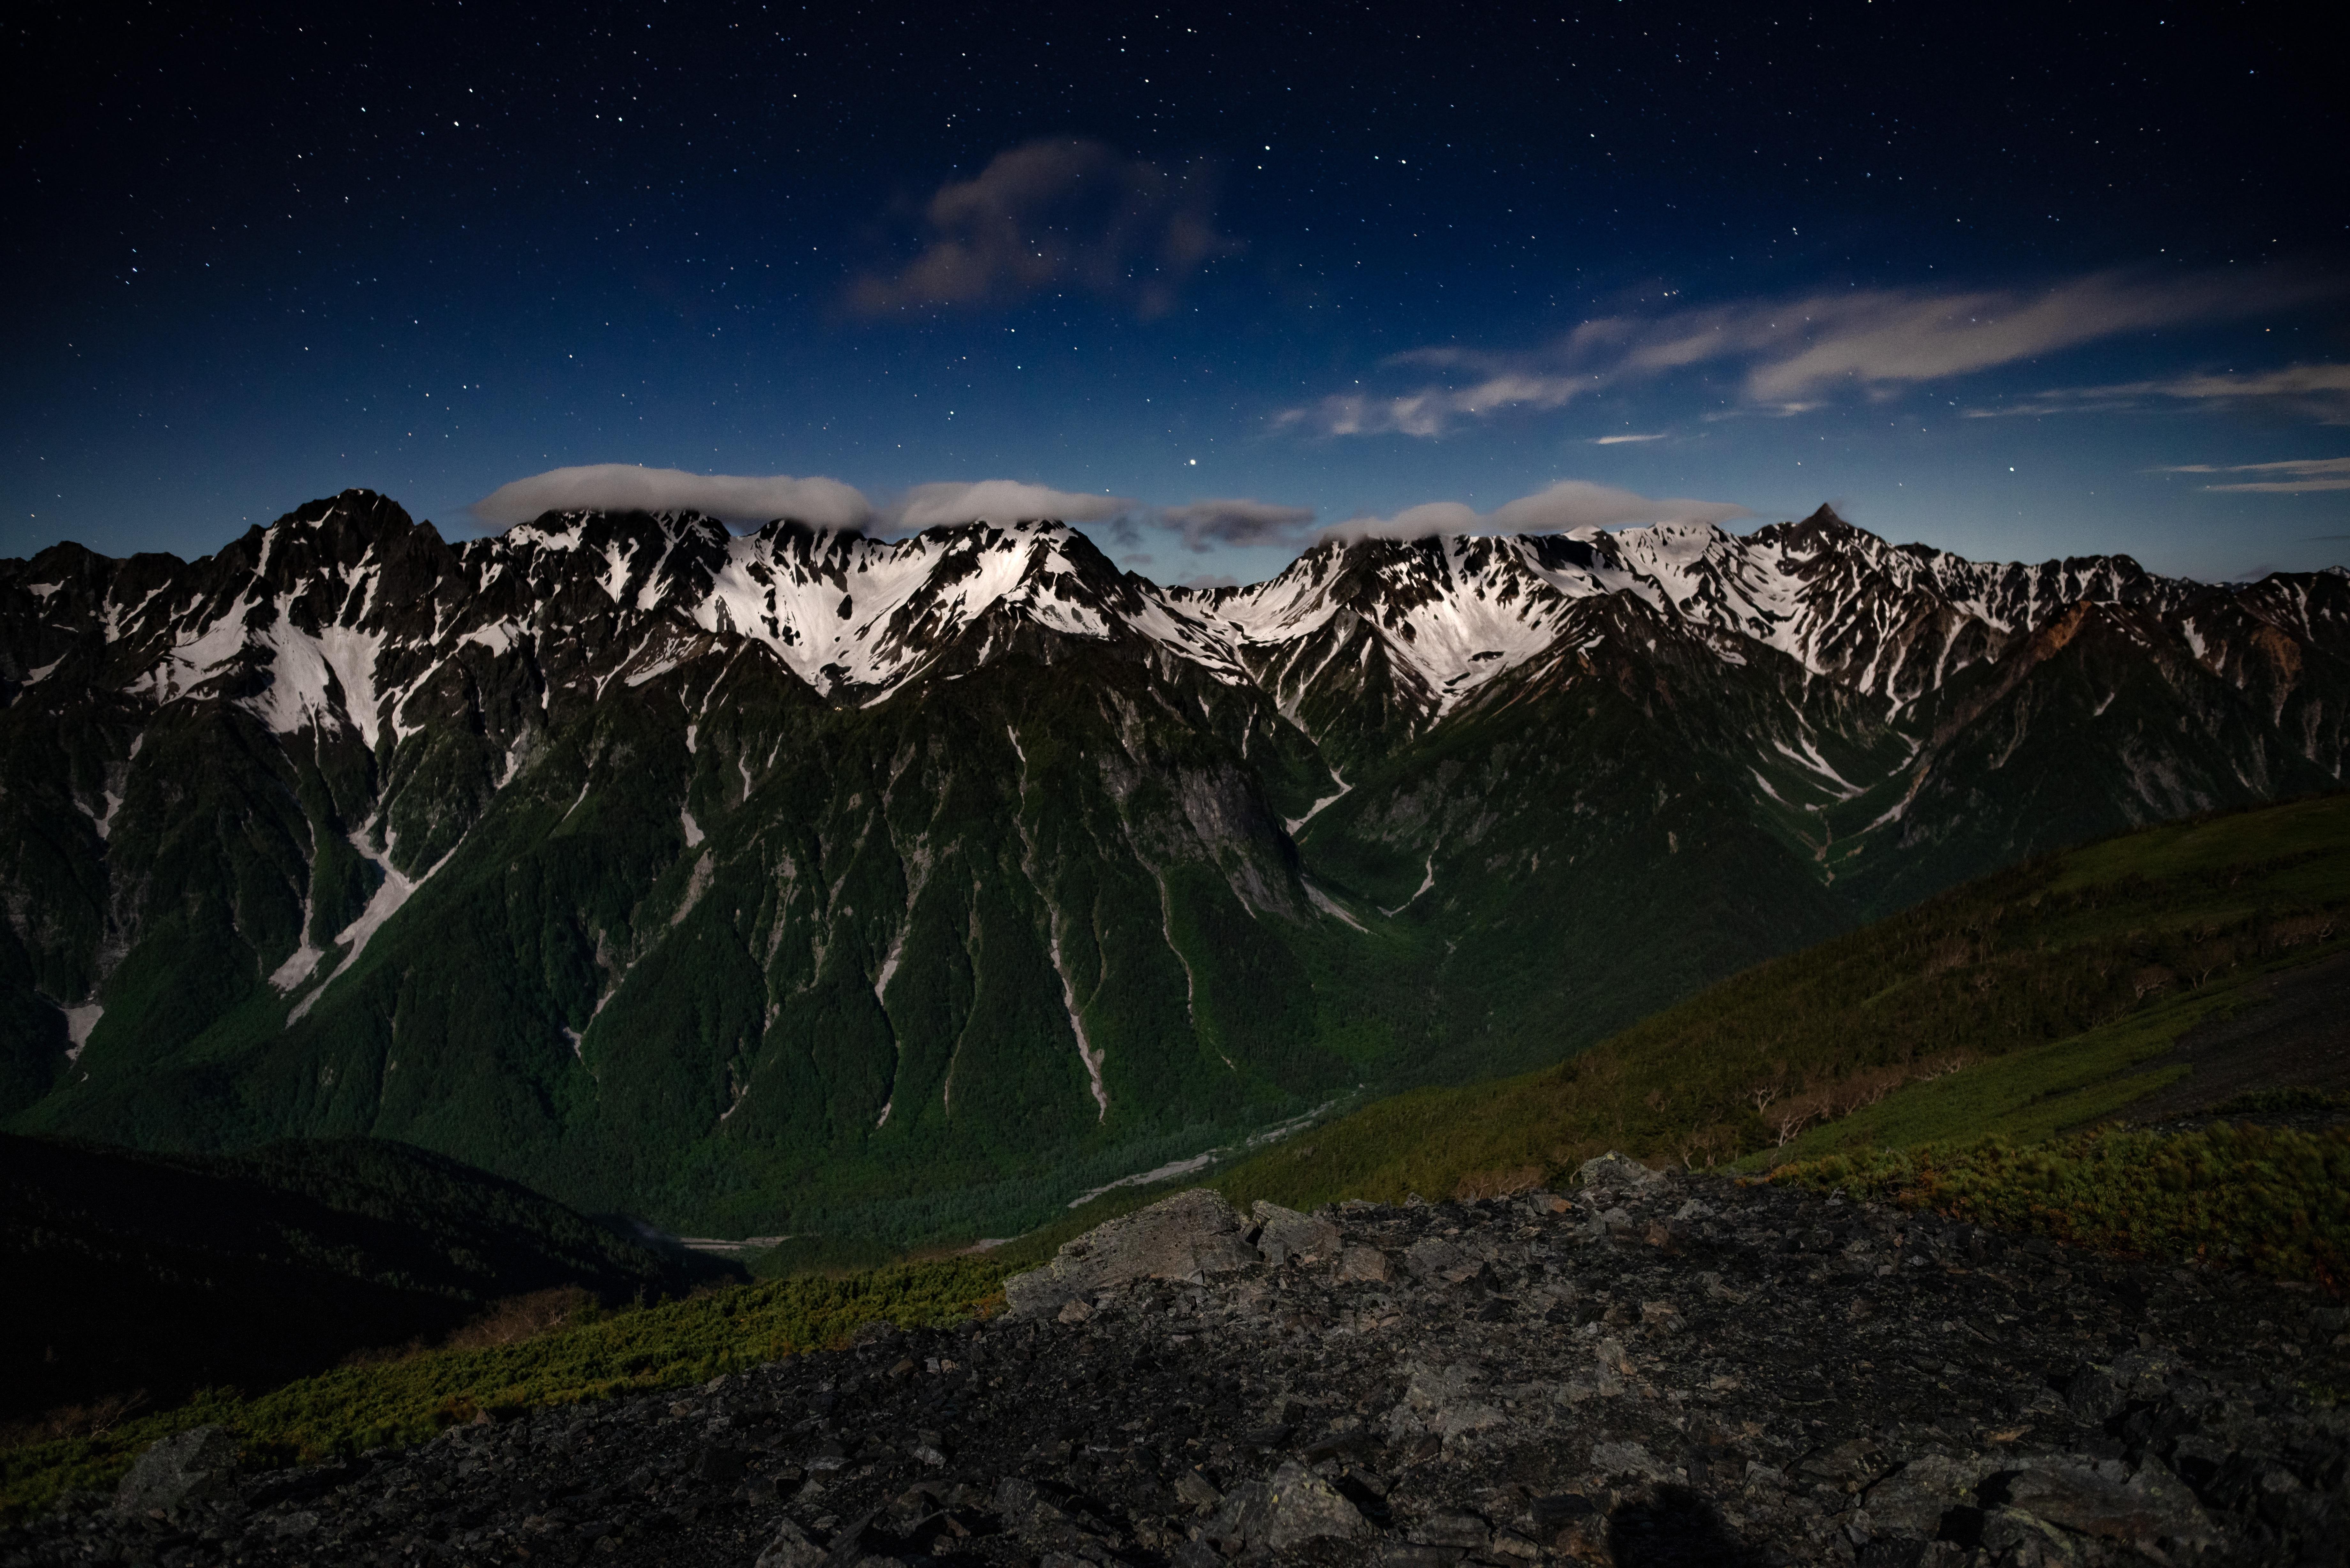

[5,0,2345,584]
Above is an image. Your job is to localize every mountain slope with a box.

[2,491,2343,1235]
[1215,790,2350,1212]
[1,1133,733,1421]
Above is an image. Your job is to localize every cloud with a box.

[1279,269,2335,437]
[2155,456,2350,494]
[1591,433,1667,444]
[1177,572,1241,590]
[1149,497,1319,553]
[472,465,874,528]
[849,139,1237,318]
[1319,479,1748,543]
[885,479,1136,533]
[1968,362,2350,424]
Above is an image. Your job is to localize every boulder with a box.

[2000,1457,2218,1555]
[1207,1460,1371,1551]
[114,1425,238,1517]
[1003,1188,1256,1319]
[1862,1454,1993,1539]
[1576,1151,1667,1196]
[1251,1200,1341,1265]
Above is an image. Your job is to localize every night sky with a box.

[6,1,2345,585]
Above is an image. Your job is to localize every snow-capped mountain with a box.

[2,491,2343,1234]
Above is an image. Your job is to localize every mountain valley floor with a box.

[9,1162,2344,1568]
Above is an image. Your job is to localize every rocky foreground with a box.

[10,1158,2347,1567]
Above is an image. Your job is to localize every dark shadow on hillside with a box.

[2110,946,2350,1123]
[1607,1485,1762,1567]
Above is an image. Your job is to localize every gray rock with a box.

[1408,1508,1491,1549]
[755,1517,824,1568]
[1404,1236,1466,1282]
[1252,1200,1341,1265]
[114,1425,238,1517]
[1209,1460,1371,1551]
[2003,1456,2218,1554]
[1577,1151,1667,1196]
[1863,1455,1993,1539]
[1336,1244,1391,1282]
[1588,1440,1670,1482]
[1002,1188,1257,1318]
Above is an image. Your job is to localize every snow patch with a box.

[1284,770,1352,834]
[1380,856,1437,916]
[62,1003,102,1062]
[1047,926,1109,1120]
[1303,878,1368,932]
[680,807,704,847]
[287,831,457,1024]
[270,941,326,993]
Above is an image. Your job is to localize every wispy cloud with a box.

[1279,270,2332,437]
[1968,362,2350,424]
[472,465,874,528]
[1320,479,1748,542]
[2155,456,2350,494]
[1591,432,1667,444]
[1149,497,1319,553]
[849,139,1236,319]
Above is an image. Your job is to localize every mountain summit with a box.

[2,493,2342,1235]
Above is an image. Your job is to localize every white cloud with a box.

[849,139,1236,318]
[1970,362,2350,424]
[2156,456,2350,494]
[1149,497,1319,552]
[887,479,1136,532]
[1319,479,1748,542]
[1591,433,1667,444]
[1280,269,2335,436]
[471,465,874,528]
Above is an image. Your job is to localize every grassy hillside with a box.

[0,1255,1013,1523]
[1213,791,2350,1210]
[1,1134,737,1422]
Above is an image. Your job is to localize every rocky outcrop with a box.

[1004,1189,1259,1319]
[10,1175,2348,1566]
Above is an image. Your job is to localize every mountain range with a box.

[2,491,2342,1237]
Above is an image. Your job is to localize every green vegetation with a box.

[1771,1122,2350,1291]
[11,795,2350,1525]
[0,1256,1012,1524]
[1213,793,2350,1208]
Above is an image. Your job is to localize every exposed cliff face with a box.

[1,492,2343,1232]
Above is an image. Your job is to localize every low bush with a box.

[0,1256,1010,1524]
[1770,1122,2350,1292]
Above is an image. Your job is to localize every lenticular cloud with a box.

[472,466,876,529]
[1321,479,1749,542]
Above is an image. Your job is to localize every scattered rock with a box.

[13,1178,2346,1568]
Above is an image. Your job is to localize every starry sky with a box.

[5,0,2345,586]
